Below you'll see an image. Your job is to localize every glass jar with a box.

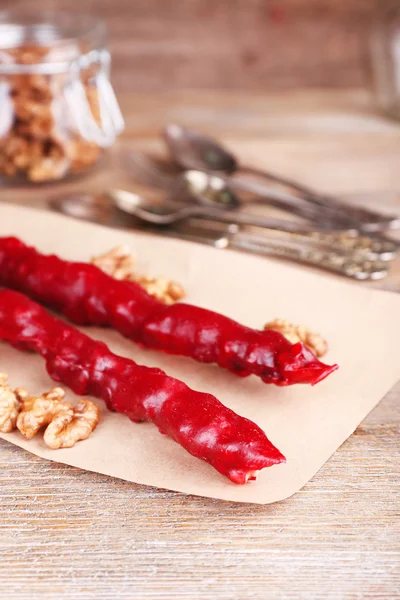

[0,11,124,183]
[370,0,400,119]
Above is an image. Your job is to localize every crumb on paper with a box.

[264,319,328,358]
[92,246,186,304]
[0,375,100,448]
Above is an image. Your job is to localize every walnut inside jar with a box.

[0,43,103,182]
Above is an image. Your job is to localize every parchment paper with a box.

[0,202,399,504]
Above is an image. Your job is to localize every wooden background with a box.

[5,0,383,90]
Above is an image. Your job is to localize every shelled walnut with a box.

[92,246,186,305]
[44,398,100,449]
[15,386,67,440]
[0,374,100,448]
[0,373,21,433]
[0,43,103,182]
[134,275,186,305]
[264,319,328,358]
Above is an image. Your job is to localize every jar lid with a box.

[0,11,106,74]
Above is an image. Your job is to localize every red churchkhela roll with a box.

[0,237,338,385]
[0,289,285,483]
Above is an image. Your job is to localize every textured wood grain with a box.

[5,0,379,89]
[0,89,399,599]
[0,388,398,600]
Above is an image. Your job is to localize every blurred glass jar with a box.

[370,0,400,119]
[0,11,124,183]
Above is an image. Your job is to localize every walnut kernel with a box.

[91,245,136,279]
[92,246,186,304]
[264,318,328,358]
[16,387,66,439]
[135,275,186,305]
[0,373,21,433]
[44,399,100,449]
[0,375,99,449]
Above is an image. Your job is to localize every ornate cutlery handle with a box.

[229,234,388,280]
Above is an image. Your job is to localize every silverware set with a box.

[163,125,400,233]
[50,124,400,280]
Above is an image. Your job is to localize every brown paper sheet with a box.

[0,202,399,504]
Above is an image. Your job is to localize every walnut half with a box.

[16,387,100,448]
[16,386,66,440]
[91,245,136,280]
[92,245,186,304]
[44,399,100,449]
[0,373,21,433]
[135,275,186,305]
[264,319,328,358]
[0,374,100,449]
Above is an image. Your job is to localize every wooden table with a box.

[1,89,399,600]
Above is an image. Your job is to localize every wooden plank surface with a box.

[9,0,379,90]
[0,89,399,599]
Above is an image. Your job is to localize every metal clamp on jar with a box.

[0,11,124,182]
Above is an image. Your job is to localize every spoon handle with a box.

[239,165,400,230]
[225,177,354,228]
[162,227,388,281]
[109,188,339,233]
[240,164,318,197]
[228,234,388,281]
[185,204,344,234]
[234,229,397,262]
[188,206,397,259]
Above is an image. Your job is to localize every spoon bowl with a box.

[108,189,185,225]
[164,124,238,173]
[121,150,240,210]
[184,170,240,209]
[49,193,125,226]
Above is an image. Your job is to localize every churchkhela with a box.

[0,237,338,386]
[0,289,285,483]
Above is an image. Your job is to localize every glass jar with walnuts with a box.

[0,11,124,183]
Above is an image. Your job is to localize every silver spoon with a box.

[107,188,349,234]
[108,188,397,261]
[121,151,397,260]
[49,192,388,281]
[51,191,312,234]
[163,124,400,232]
[121,150,352,229]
